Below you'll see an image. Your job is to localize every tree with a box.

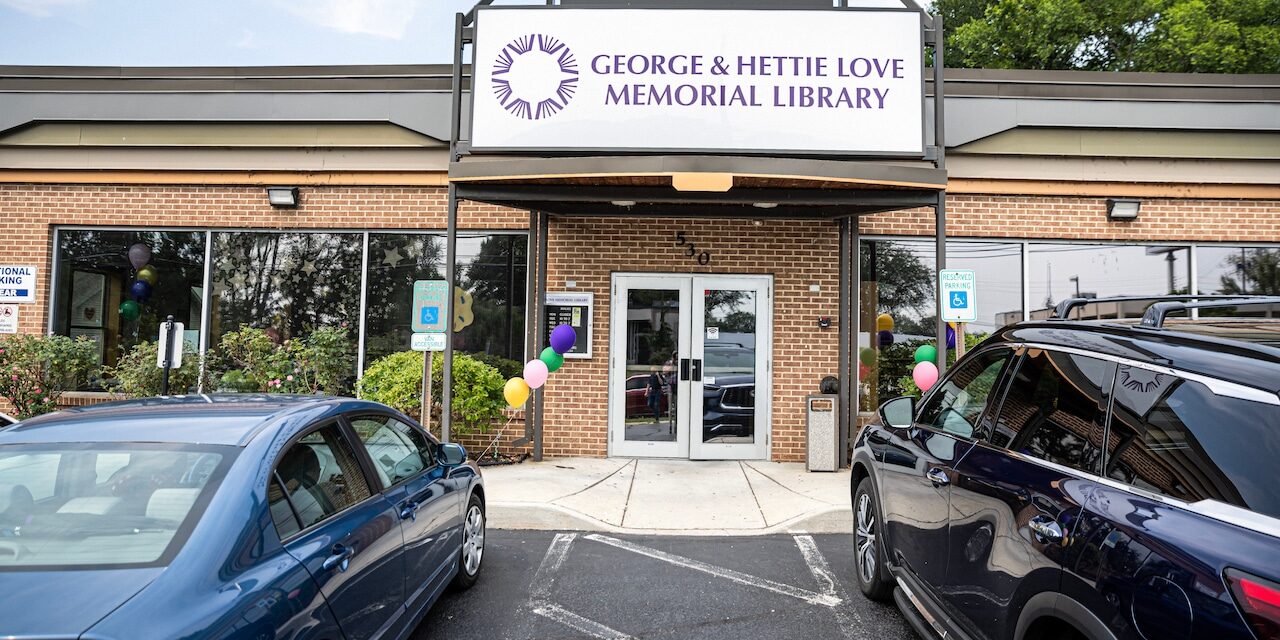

[1218,249,1280,295]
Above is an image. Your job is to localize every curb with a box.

[488,501,854,537]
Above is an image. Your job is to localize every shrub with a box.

[0,334,99,418]
[358,351,505,435]
[467,352,523,380]
[215,326,355,395]
[105,340,211,397]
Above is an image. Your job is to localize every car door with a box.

[346,413,459,614]
[878,346,1015,595]
[268,421,409,640]
[943,347,1113,640]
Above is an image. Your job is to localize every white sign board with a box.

[157,322,185,369]
[0,304,17,333]
[939,269,977,323]
[0,266,37,303]
[545,291,593,358]
[471,8,924,155]
[411,332,447,352]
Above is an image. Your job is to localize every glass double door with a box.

[609,274,772,460]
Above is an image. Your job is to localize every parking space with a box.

[413,530,913,640]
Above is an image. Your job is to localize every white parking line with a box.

[530,532,577,601]
[532,603,636,640]
[583,533,842,608]
[795,535,869,640]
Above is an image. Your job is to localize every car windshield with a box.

[0,444,230,569]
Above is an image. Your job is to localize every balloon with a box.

[130,279,152,302]
[550,324,577,355]
[876,313,895,333]
[118,299,140,321]
[946,325,957,349]
[540,346,564,373]
[858,347,877,366]
[878,330,895,348]
[503,377,531,408]
[128,243,152,270]
[136,264,158,285]
[913,361,939,392]
[914,344,937,364]
[523,359,549,389]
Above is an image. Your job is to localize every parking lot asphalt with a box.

[412,530,914,640]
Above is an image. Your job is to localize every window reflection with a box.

[1026,244,1190,320]
[1195,246,1280,317]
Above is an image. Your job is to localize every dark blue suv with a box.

[851,297,1280,640]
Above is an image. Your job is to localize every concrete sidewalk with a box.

[481,457,853,535]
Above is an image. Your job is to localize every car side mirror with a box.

[438,443,467,466]
[879,396,916,429]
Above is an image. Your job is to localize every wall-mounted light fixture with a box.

[1106,198,1141,220]
[752,202,778,209]
[266,187,299,208]
[610,200,636,207]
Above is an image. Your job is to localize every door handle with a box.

[1028,515,1065,544]
[680,358,690,381]
[322,544,354,572]
[399,501,420,522]
[926,467,950,487]
[691,359,702,382]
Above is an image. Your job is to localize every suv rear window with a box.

[1107,366,1280,519]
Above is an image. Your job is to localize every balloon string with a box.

[477,415,518,462]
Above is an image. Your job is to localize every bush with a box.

[105,340,211,397]
[0,334,99,419]
[358,351,506,435]
[215,326,355,395]
[467,352,523,380]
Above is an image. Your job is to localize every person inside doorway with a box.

[645,370,664,424]
[663,351,679,434]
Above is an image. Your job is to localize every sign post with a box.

[939,269,977,364]
[412,280,449,431]
[156,315,183,395]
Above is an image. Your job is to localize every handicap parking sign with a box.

[420,306,439,325]
[949,291,968,309]
[412,280,449,333]
[939,270,977,323]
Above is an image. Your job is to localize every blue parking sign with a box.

[949,291,968,309]
[420,306,439,325]
[411,280,449,333]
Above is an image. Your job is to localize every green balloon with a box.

[914,344,938,364]
[540,346,564,373]
[858,348,877,366]
[119,299,141,322]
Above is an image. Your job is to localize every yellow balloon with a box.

[503,377,531,408]
[136,264,159,285]
[876,313,895,333]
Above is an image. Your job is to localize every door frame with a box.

[607,272,773,460]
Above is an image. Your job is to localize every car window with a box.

[990,349,1111,475]
[1107,367,1280,519]
[0,453,59,501]
[272,424,373,536]
[916,347,1014,439]
[626,376,647,391]
[348,415,434,488]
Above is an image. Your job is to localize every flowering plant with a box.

[0,334,100,419]
[215,326,354,395]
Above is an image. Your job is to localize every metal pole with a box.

[837,219,850,467]
[850,215,861,455]
[443,186,458,444]
[933,14,949,375]
[423,351,433,432]
[161,314,175,396]
[533,212,550,461]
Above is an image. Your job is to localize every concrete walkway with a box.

[482,457,854,535]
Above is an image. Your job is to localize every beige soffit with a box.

[0,122,445,148]
[954,128,1280,160]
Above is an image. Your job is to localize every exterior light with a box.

[753,202,779,209]
[611,200,636,207]
[266,187,299,208]
[1107,198,1140,220]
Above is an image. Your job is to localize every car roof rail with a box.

[1050,294,1272,320]
[1140,296,1280,329]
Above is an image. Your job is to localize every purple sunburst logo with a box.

[492,34,578,120]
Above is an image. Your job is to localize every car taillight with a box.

[1226,568,1280,640]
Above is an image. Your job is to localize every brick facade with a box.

[3,182,1280,461]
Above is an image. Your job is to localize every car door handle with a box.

[926,468,950,487]
[1029,515,1065,544]
[399,501,420,522]
[322,544,354,572]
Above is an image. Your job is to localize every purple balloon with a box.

[946,326,957,349]
[878,330,895,347]
[550,324,577,355]
[128,243,152,270]
[130,279,152,302]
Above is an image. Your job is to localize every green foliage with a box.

[357,351,506,435]
[214,325,355,395]
[105,340,211,397]
[939,0,1280,73]
[466,352,523,380]
[0,334,99,419]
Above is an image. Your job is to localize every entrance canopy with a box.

[439,0,949,465]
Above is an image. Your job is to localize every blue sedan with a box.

[0,395,486,640]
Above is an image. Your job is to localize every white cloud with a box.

[235,28,258,49]
[274,0,424,40]
[0,0,87,17]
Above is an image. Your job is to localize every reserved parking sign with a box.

[939,269,977,323]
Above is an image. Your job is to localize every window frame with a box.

[267,418,382,544]
[911,344,1020,444]
[340,411,439,493]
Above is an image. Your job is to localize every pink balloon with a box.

[912,361,939,393]
[523,359,549,389]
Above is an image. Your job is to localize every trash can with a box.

[806,394,840,472]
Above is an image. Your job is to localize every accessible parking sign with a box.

[412,280,449,333]
[939,269,977,323]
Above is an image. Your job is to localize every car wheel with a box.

[854,477,894,601]
[451,492,485,591]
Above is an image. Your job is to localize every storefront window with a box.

[363,233,526,373]
[1027,243,1190,320]
[209,230,363,357]
[52,229,206,387]
[1195,245,1280,317]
